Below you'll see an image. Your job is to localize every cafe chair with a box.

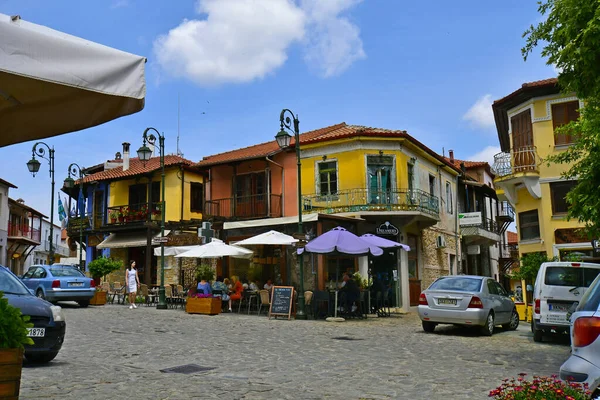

[246,290,259,315]
[304,291,313,319]
[109,282,124,304]
[257,290,270,315]
[312,290,330,320]
[164,285,175,309]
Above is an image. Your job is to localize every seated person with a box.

[212,276,231,308]
[196,278,212,296]
[263,279,274,291]
[339,273,360,314]
[249,280,259,291]
[228,276,244,312]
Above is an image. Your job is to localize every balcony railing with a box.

[106,202,163,225]
[7,222,41,242]
[461,216,501,236]
[492,146,539,177]
[500,244,519,260]
[205,194,282,220]
[302,188,439,216]
[42,241,70,257]
[497,201,515,220]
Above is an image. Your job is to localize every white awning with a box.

[97,231,170,249]
[223,213,362,230]
[153,245,198,256]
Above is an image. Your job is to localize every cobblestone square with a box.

[21,304,571,400]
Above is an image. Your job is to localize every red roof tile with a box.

[442,157,488,170]
[494,78,558,106]
[79,155,193,184]
[507,231,518,244]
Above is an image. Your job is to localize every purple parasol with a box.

[359,234,410,251]
[300,226,383,256]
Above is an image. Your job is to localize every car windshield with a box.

[49,266,84,277]
[429,277,482,292]
[0,267,32,295]
[544,267,600,287]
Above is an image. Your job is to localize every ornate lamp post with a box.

[64,164,86,271]
[275,109,306,319]
[137,127,167,310]
[26,142,56,265]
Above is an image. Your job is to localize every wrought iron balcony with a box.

[106,202,163,225]
[42,240,70,257]
[461,216,502,237]
[7,222,41,242]
[497,201,514,220]
[492,146,539,177]
[302,188,439,216]
[204,194,282,220]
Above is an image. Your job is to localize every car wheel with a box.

[533,327,543,342]
[422,321,436,333]
[78,300,89,308]
[481,313,494,336]
[36,289,45,300]
[25,352,58,364]
[503,309,520,331]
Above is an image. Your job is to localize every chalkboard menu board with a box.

[269,286,294,320]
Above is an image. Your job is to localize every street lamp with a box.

[64,164,86,271]
[275,109,306,320]
[27,142,56,265]
[138,127,167,310]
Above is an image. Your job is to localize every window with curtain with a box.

[428,175,435,196]
[446,181,453,214]
[519,210,540,240]
[367,155,393,203]
[318,161,338,195]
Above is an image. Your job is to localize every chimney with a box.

[449,150,454,163]
[122,142,130,171]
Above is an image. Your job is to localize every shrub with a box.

[88,257,123,280]
[195,264,215,282]
[0,291,34,349]
[489,374,591,399]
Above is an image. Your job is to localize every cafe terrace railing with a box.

[204,193,282,220]
[492,146,539,178]
[105,202,163,225]
[302,188,439,216]
[7,222,41,242]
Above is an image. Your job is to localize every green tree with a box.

[88,257,123,280]
[523,0,600,239]
[511,252,557,282]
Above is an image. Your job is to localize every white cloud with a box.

[153,0,364,86]
[468,145,501,165]
[463,94,495,129]
[110,0,129,9]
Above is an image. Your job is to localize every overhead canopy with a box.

[154,246,199,256]
[301,226,383,256]
[0,13,146,147]
[97,231,169,249]
[175,239,253,259]
[359,234,410,251]
[235,230,298,246]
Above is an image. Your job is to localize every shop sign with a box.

[592,239,600,256]
[376,221,399,236]
[459,212,482,226]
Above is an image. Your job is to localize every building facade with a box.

[6,198,45,275]
[491,78,593,262]
[0,178,17,266]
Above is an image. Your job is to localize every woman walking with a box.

[126,260,140,309]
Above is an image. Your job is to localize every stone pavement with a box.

[21,303,571,400]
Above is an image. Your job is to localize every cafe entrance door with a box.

[370,248,398,307]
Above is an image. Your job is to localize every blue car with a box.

[21,264,96,307]
[1,266,66,363]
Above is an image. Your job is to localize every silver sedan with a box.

[417,275,519,336]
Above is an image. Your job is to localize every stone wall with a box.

[421,228,458,290]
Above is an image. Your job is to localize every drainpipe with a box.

[454,172,460,275]
[266,156,284,216]
[180,166,185,221]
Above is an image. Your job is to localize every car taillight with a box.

[534,299,540,314]
[90,279,96,288]
[51,280,60,288]
[468,296,483,308]
[571,263,581,267]
[573,317,600,347]
[418,293,428,305]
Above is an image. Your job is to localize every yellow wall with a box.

[108,167,204,221]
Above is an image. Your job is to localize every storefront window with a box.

[326,256,355,287]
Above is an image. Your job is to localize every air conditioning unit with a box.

[436,235,446,248]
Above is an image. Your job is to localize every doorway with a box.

[129,247,156,284]
[370,248,398,307]
[407,235,420,306]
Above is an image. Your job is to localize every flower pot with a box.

[110,217,117,224]
[0,348,23,399]
[186,297,221,315]
[89,290,107,306]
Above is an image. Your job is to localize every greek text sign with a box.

[458,212,482,226]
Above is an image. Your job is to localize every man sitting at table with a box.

[339,273,360,315]
[264,279,274,292]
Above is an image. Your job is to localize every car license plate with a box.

[27,328,45,337]
[549,303,570,312]
[438,298,457,305]
[69,282,84,287]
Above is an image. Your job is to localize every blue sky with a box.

[0,0,554,221]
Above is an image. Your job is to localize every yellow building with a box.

[491,78,592,264]
[65,142,205,286]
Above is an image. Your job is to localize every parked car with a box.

[559,271,600,398]
[532,261,600,342]
[21,264,96,307]
[417,275,519,336]
[1,266,66,363]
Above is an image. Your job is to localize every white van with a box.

[532,261,600,342]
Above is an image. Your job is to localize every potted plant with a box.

[489,373,591,399]
[88,257,123,305]
[117,207,126,223]
[151,204,162,221]
[186,264,220,315]
[0,291,34,398]
[109,209,118,224]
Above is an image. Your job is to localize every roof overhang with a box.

[223,213,363,230]
[97,230,170,249]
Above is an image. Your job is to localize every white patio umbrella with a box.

[234,230,299,246]
[153,246,200,257]
[0,13,146,147]
[174,239,253,259]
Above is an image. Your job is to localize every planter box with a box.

[0,348,23,399]
[90,290,107,306]
[186,297,221,315]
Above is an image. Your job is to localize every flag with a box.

[57,194,67,222]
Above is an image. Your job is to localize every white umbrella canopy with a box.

[174,239,253,259]
[153,246,200,257]
[235,230,299,246]
[0,13,146,147]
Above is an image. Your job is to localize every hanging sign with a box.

[459,212,482,226]
[376,221,399,236]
